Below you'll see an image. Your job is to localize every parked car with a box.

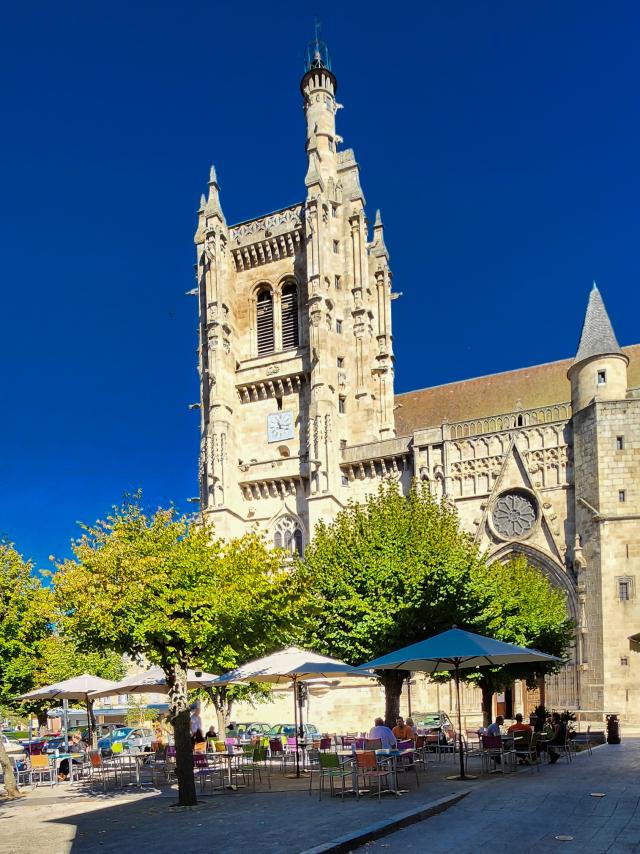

[412,711,456,745]
[97,726,154,755]
[268,723,320,741]
[1,733,25,759]
[234,722,272,738]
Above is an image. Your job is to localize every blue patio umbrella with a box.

[358,628,560,780]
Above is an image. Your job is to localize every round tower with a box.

[568,284,628,412]
[301,36,338,159]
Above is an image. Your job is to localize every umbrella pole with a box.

[63,699,69,752]
[455,665,464,780]
[291,676,300,778]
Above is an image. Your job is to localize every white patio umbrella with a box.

[87,665,218,698]
[358,628,560,781]
[208,646,373,777]
[19,673,118,748]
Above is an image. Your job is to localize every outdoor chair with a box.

[460,734,483,773]
[316,752,354,801]
[570,725,592,756]
[319,737,332,752]
[356,751,396,801]
[268,737,287,772]
[193,752,223,792]
[364,738,382,750]
[28,753,56,788]
[193,741,207,754]
[396,739,420,788]
[414,735,429,773]
[110,741,124,755]
[340,736,355,748]
[513,731,541,772]
[242,746,270,790]
[548,732,573,764]
[88,750,119,791]
[147,745,172,786]
[480,735,516,774]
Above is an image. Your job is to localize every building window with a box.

[338,396,346,414]
[516,414,523,427]
[337,356,344,368]
[256,288,274,356]
[619,490,626,503]
[621,656,629,667]
[617,577,634,601]
[332,204,338,218]
[597,369,606,386]
[341,473,349,486]
[616,436,624,450]
[336,319,343,333]
[340,439,347,449]
[333,240,339,253]
[273,516,304,556]
[281,281,299,349]
[335,274,341,289]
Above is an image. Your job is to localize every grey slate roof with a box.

[574,284,622,364]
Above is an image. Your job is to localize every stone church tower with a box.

[193,39,395,550]
[193,45,640,720]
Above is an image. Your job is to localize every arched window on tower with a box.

[280,282,299,350]
[256,288,275,356]
[273,516,304,556]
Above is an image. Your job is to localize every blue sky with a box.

[2,1,638,570]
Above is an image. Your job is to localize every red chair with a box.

[355,751,395,801]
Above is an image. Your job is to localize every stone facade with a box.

[193,44,640,721]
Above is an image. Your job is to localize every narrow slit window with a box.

[256,289,274,355]
[336,319,343,334]
[338,396,346,414]
[335,275,341,289]
[619,580,630,600]
[619,490,626,503]
[280,282,299,350]
[597,369,606,386]
[333,240,339,253]
[616,436,624,450]
[337,357,344,368]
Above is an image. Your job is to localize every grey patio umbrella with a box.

[208,646,373,777]
[88,665,218,698]
[19,673,118,748]
[358,628,560,780]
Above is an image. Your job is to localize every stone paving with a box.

[0,742,635,853]
[363,740,640,853]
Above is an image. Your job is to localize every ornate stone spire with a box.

[574,283,621,365]
[371,209,388,259]
[205,164,225,223]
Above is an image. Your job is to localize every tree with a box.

[0,541,51,798]
[301,480,486,725]
[53,498,307,806]
[466,555,573,725]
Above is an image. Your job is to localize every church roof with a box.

[574,284,622,364]
[394,344,640,436]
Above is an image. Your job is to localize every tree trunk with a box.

[87,699,98,748]
[0,738,23,799]
[167,662,197,806]
[379,670,406,728]
[480,679,493,727]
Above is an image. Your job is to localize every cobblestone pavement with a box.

[362,740,640,853]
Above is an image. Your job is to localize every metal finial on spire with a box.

[303,18,332,73]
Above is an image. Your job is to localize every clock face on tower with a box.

[267,411,295,443]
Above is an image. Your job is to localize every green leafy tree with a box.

[465,555,574,725]
[53,498,307,806]
[301,480,486,724]
[0,542,51,798]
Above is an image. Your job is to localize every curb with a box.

[297,790,471,854]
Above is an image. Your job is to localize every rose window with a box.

[492,492,537,539]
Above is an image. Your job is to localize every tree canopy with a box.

[301,480,573,725]
[300,480,487,722]
[52,497,307,805]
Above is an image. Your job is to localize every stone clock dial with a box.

[267,411,295,443]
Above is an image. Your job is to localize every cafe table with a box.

[49,752,84,784]
[111,751,152,787]
[212,749,247,790]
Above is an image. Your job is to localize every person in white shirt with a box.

[190,702,204,745]
[368,717,397,749]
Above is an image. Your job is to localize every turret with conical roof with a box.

[568,284,628,412]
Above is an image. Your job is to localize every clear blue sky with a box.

[2,1,638,570]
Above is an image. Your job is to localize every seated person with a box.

[486,715,504,737]
[405,717,417,737]
[206,724,218,740]
[369,717,397,749]
[57,732,87,781]
[507,713,533,735]
[547,713,567,764]
[392,716,415,741]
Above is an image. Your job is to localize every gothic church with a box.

[194,42,640,720]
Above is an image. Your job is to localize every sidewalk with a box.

[1,742,634,854]
[364,740,640,853]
